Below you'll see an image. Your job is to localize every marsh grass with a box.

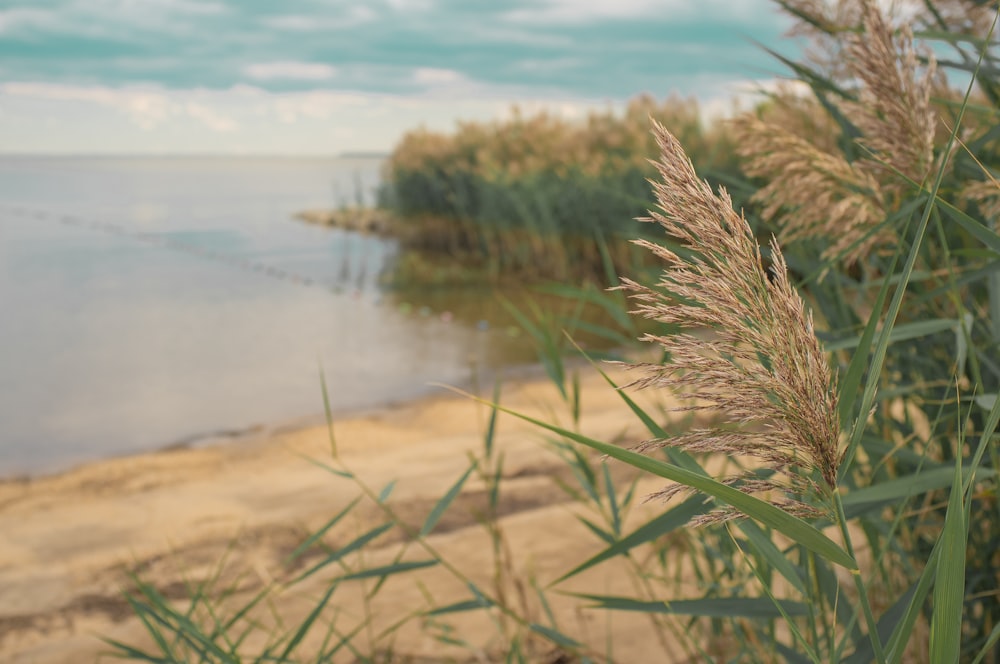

[106,1,1000,662]
[378,95,743,285]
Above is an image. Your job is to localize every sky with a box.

[0,0,798,155]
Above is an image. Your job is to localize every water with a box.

[0,156,501,477]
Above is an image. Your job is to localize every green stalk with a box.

[834,491,885,661]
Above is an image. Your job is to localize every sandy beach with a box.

[0,365,699,663]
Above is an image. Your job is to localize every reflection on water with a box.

[0,156,519,477]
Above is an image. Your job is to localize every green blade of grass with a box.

[553,495,706,584]
[337,559,438,582]
[425,597,494,616]
[601,462,622,537]
[460,392,856,569]
[420,462,476,537]
[528,623,582,650]
[573,594,808,618]
[294,522,394,583]
[885,539,942,664]
[823,317,958,352]
[937,197,1000,255]
[842,583,919,664]
[100,637,171,663]
[736,520,807,595]
[576,515,615,545]
[378,479,396,502]
[483,380,501,458]
[835,246,897,431]
[841,465,996,518]
[285,496,363,564]
[971,623,1000,664]
[928,459,968,663]
[279,581,340,660]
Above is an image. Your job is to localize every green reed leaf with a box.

[824,317,958,351]
[736,520,807,595]
[473,396,857,569]
[420,462,476,537]
[337,559,438,582]
[294,522,394,583]
[279,581,339,660]
[929,459,967,663]
[528,623,581,649]
[554,495,706,584]
[841,465,996,518]
[574,594,808,618]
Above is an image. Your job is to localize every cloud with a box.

[0,81,243,132]
[0,78,624,154]
[262,8,377,31]
[502,0,761,23]
[185,101,237,131]
[412,67,467,87]
[1,81,173,129]
[270,91,368,123]
[0,8,58,34]
[243,61,338,82]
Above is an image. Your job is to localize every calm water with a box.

[0,156,502,477]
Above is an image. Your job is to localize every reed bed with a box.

[378,95,742,284]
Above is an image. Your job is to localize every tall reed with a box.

[379,95,742,284]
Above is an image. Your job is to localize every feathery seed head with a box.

[621,121,842,524]
[733,1,940,264]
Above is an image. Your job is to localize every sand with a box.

[0,366,700,663]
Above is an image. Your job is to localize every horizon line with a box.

[0,151,391,159]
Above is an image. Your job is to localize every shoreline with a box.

[0,362,682,663]
[0,360,561,486]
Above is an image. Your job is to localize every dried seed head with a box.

[842,2,939,191]
[734,116,889,263]
[620,121,842,523]
[733,1,940,263]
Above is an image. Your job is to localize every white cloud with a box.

[1,81,174,129]
[74,0,229,17]
[0,78,625,154]
[412,67,467,87]
[263,8,377,31]
[271,91,368,123]
[0,8,58,34]
[503,0,762,23]
[384,0,434,12]
[185,102,237,131]
[244,61,338,82]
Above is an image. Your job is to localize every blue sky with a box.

[0,0,797,154]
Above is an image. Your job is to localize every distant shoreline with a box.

[0,152,388,160]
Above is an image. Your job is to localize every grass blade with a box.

[574,594,808,618]
[294,522,394,583]
[420,462,476,536]
[554,495,707,584]
[338,559,438,582]
[928,459,967,663]
[460,392,857,569]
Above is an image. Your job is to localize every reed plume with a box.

[735,0,938,263]
[620,121,842,524]
[734,115,889,264]
[841,1,938,191]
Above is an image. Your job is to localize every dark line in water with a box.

[0,203,383,295]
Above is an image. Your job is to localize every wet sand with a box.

[0,365,697,663]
